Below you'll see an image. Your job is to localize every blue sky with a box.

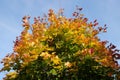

[0,0,120,79]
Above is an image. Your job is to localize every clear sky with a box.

[0,0,120,79]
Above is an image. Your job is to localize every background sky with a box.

[0,0,120,79]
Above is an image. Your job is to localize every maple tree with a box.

[1,8,120,80]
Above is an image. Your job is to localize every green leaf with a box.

[49,69,57,75]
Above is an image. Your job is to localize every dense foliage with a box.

[1,8,120,80]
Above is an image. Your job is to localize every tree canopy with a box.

[1,8,120,80]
